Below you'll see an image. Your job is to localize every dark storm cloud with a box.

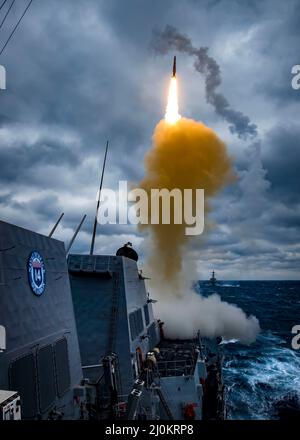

[0,127,79,184]
[0,0,152,157]
[0,114,10,126]
[8,193,61,221]
[201,123,300,278]
[0,192,12,205]
[254,0,300,105]
[263,124,300,205]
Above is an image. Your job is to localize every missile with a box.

[172,55,176,77]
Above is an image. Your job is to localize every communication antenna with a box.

[90,140,109,256]
[48,212,64,238]
[66,214,87,255]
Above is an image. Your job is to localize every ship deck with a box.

[156,339,199,377]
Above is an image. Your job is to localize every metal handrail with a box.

[157,359,196,375]
[82,364,103,370]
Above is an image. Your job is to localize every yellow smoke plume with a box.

[139,117,234,290]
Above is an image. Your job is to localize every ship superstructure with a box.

[67,244,226,420]
[68,250,159,404]
[0,220,82,419]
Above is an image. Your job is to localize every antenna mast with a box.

[66,214,87,255]
[49,212,64,238]
[90,140,109,256]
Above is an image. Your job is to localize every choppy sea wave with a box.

[196,280,300,419]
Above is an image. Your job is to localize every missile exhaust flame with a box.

[165,77,181,124]
[165,57,181,124]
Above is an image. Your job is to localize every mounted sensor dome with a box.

[116,242,138,262]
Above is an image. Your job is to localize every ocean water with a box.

[197,281,300,419]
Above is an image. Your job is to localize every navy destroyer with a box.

[0,184,226,420]
[210,271,217,286]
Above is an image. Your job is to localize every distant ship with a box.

[210,270,217,286]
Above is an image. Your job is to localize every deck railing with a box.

[157,359,196,377]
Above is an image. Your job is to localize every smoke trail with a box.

[151,25,257,140]
[140,117,260,343]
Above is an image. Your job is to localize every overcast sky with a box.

[0,0,299,279]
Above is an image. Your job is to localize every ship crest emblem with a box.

[28,251,46,296]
